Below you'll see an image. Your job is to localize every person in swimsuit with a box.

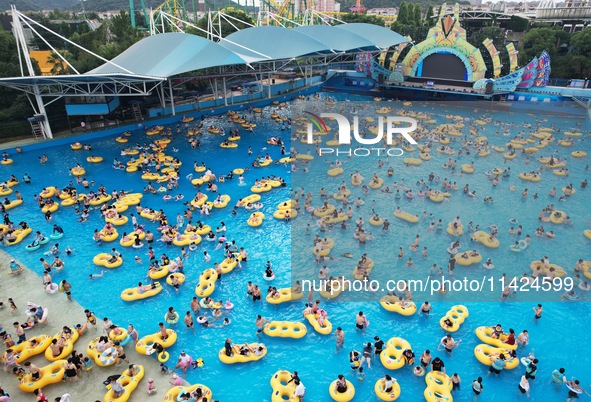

[451,373,461,391]
[349,350,360,372]
[374,336,384,359]
[355,312,366,331]
[335,374,348,393]
[533,304,542,320]
[420,350,432,368]
[63,359,78,381]
[255,315,269,338]
[431,357,445,373]
[419,301,432,316]
[360,342,372,369]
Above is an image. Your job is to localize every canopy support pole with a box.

[168,79,175,116]
[222,76,228,106]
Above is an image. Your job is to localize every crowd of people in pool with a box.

[0,98,589,401]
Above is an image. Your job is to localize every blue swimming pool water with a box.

[2,94,591,402]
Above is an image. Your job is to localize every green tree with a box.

[424,5,435,27]
[506,16,529,32]
[520,27,567,61]
[397,2,409,25]
[570,29,591,57]
[339,13,385,26]
[412,4,422,26]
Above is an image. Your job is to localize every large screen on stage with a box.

[419,53,467,81]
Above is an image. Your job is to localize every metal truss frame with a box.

[0,75,164,97]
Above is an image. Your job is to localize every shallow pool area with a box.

[0,94,590,401]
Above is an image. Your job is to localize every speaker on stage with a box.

[485,82,494,94]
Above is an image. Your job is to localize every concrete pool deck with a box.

[0,250,190,402]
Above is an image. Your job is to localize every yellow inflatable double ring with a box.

[266,288,303,304]
[380,337,412,370]
[135,329,177,354]
[379,296,417,316]
[18,360,67,392]
[454,252,482,266]
[474,344,519,369]
[403,158,422,165]
[439,305,469,332]
[247,212,265,227]
[393,210,419,223]
[472,231,499,248]
[475,326,517,350]
[9,334,51,363]
[93,253,122,268]
[263,321,307,339]
[328,167,343,176]
[305,313,332,335]
[4,199,22,210]
[44,328,79,361]
[424,371,452,402]
[121,282,163,301]
[219,256,239,274]
[218,343,267,364]
[375,378,401,401]
[195,268,218,297]
[104,364,144,402]
[329,380,355,401]
[529,261,566,277]
[273,209,297,220]
[86,337,115,367]
[163,384,213,401]
[86,156,103,163]
[270,370,296,402]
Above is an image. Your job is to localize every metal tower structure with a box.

[129,0,149,28]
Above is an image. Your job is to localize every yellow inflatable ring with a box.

[375,378,401,401]
[329,380,355,401]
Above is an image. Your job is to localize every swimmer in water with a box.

[89,270,105,279]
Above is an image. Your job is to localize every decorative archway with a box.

[400,3,487,82]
